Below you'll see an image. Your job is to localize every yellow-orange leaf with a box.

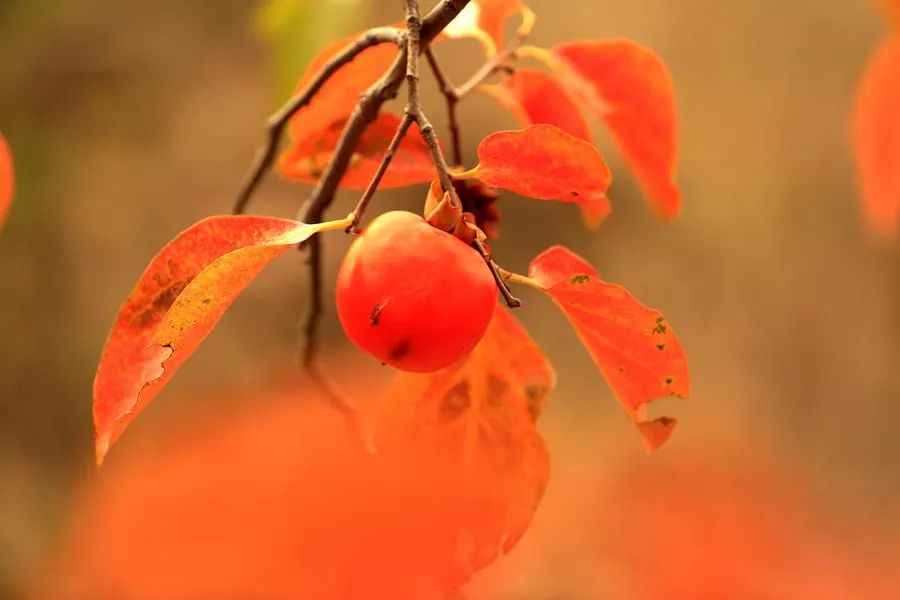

[852,34,900,239]
[461,124,611,210]
[278,112,434,189]
[550,39,681,220]
[0,133,13,232]
[528,245,689,451]
[377,306,555,589]
[444,0,529,55]
[93,215,348,464]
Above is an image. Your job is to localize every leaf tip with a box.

[95,432,110,467]
[637,416,677,454]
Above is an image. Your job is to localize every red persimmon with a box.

[336,211,497,372]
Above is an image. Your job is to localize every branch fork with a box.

[233,0,531,369]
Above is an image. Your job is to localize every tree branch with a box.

[424,47,463,166]
[232,27,403,215]
[347,114,416,233]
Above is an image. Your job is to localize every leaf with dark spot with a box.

[528,245,689,451]
[93,216,342,464]
[379,306,555,587]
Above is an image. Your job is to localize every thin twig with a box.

[424,47,463,166]
[404,0,458,206]
[473,239,521,307]
[347,114,416,233]
[232,27,402,215]
[405,0,519,309]
[455,43,519,98]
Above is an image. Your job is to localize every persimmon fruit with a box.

[336,210,497,372]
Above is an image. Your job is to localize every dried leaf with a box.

[377,305,555,589]
[0,133,13,232]
[852,34,900,239]
[454,179,502,239]
[528,245,689,451]
[550,39,681,219]
[93,215,345,464]
[461,124,611,211]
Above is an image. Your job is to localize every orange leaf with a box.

[278,112,435,189]
[527,245,689,451]
[93,215,349,464]
[461,124,611,210]
[377,305,555,588]
[444,0,530,54]
[551,39,681,220]
[852,34,900,239]
[0,133,13,232]
[286,32,395,146]
[481,69,610,227]
[879,0,900,26]
[275,32,433,189]
[481,67,592,142]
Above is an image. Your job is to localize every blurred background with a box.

[1,0,899,597]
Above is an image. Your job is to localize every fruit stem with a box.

[472,239,522,308]
[497,267,543,291]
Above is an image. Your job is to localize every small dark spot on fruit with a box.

[663,376,674,385]
[369,298,390,326]
[652,320,667,335]
[656,343,666,351]
[388,338,411,361]
[202,298,211,305]
[570,274,590,285]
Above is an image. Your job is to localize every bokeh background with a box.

[1,0,899,597]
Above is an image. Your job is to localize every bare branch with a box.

[347,114,416,233]
[232,27,402,215]
[424,47,463,166]
[473,239,521,308]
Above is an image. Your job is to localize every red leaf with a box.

[0,133,13,232]
[461,124,611,209]
[378,306,555,586]
[551,39,681,219]
[93,215,347,464]
[278,112,435,189]
[481,67,592,142]
[527,245,689,451]
[444,0,529,54]
[852,34,900,239]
